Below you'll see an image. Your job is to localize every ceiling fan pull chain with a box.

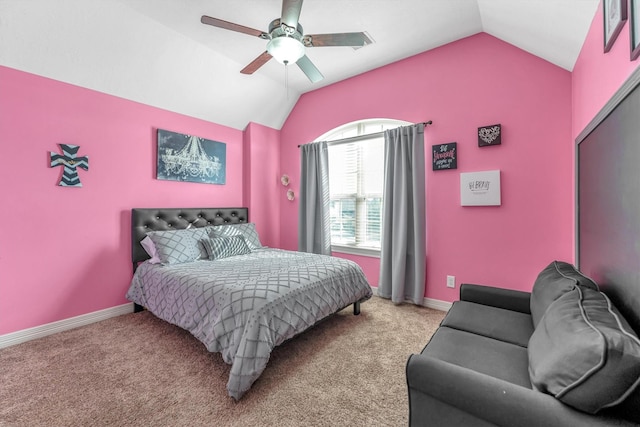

[285,61,289,100]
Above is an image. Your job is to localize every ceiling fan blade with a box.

[240,51,273,74]
[296,55,323,83]
[280,0,303,29]
[303,32,373,48]
[201,15,267,38]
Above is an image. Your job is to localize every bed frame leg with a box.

[134,303,144,313]
[353,301,361,315]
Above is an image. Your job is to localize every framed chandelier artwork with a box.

[156,129,226,185]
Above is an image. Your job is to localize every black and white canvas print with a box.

[157,129,226,185]
[460,170,501,206]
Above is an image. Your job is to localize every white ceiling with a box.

[0,0,599,130]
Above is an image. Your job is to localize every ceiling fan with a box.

[201,0,373,83]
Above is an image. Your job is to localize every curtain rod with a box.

[298,120,432,148]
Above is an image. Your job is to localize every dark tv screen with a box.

[578,80,640,333]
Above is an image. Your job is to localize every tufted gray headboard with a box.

[131,207,249,269]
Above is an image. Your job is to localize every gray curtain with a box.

[378,124,426,304]
[298,141,331,255]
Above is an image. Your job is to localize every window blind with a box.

[328,137,383,249]
[318,118,413,254]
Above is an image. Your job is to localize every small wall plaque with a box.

[478,124,501,147]
[432,142,457,171]
[460,170,501,206]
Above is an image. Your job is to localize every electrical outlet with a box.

[446,275,455,288]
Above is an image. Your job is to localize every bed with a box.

[126,207,373,399]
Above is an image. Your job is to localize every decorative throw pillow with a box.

[528,286,640,414]
[210,223,263,250]
[202,235,251,260]
[530,260,599,327]
[140,235,161,264]
[146,227,210,265]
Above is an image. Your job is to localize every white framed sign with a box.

[460,170,501,206]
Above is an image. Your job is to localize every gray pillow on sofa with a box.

[530,260,598,327]
[528,286,640,414]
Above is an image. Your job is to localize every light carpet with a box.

[0,296,444,427]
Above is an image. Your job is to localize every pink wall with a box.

[573,3,640,139]
[0,66,247,335]
[280,33,574,302]
[242,122,282,248]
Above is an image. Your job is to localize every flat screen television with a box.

[577,71,640,334]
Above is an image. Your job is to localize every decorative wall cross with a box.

[50,144,89,187]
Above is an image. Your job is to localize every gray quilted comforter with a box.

[126,248,372,399]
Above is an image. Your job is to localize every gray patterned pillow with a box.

[202,235,251,260]
[146,227,210,265]
[211,223,263,250]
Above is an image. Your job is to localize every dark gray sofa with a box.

[406,261,640,426]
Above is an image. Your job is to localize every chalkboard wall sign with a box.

[432,142,457,171]
[478,124,502,147]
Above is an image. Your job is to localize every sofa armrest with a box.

[406,354,632,427]
[460,283,531,314]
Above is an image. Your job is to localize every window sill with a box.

[331,245,380,258]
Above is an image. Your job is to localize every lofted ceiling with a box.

[0,0,599,130]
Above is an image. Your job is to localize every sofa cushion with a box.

[422,326,531,388]
[528,286,640,414]
[530,261,599,327]
[441,301,534,347]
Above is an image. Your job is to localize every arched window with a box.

[316,118,410,257]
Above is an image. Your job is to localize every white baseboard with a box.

[0,303,134,349]
[371,286,452,312]
[422,297,452,312]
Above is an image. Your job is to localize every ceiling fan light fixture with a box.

[267,36,305,64]
[202,2,371,83]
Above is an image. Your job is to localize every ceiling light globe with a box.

[267,36,305,65]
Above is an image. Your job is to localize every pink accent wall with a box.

[0,66,247,335]
[242,122,282,248]
[573,3,640,139]
[280,33,574,301]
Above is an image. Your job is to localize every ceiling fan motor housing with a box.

[268,19,304,41]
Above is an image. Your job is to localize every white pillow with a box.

[140,235,161,264]
[146,228,210,265]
